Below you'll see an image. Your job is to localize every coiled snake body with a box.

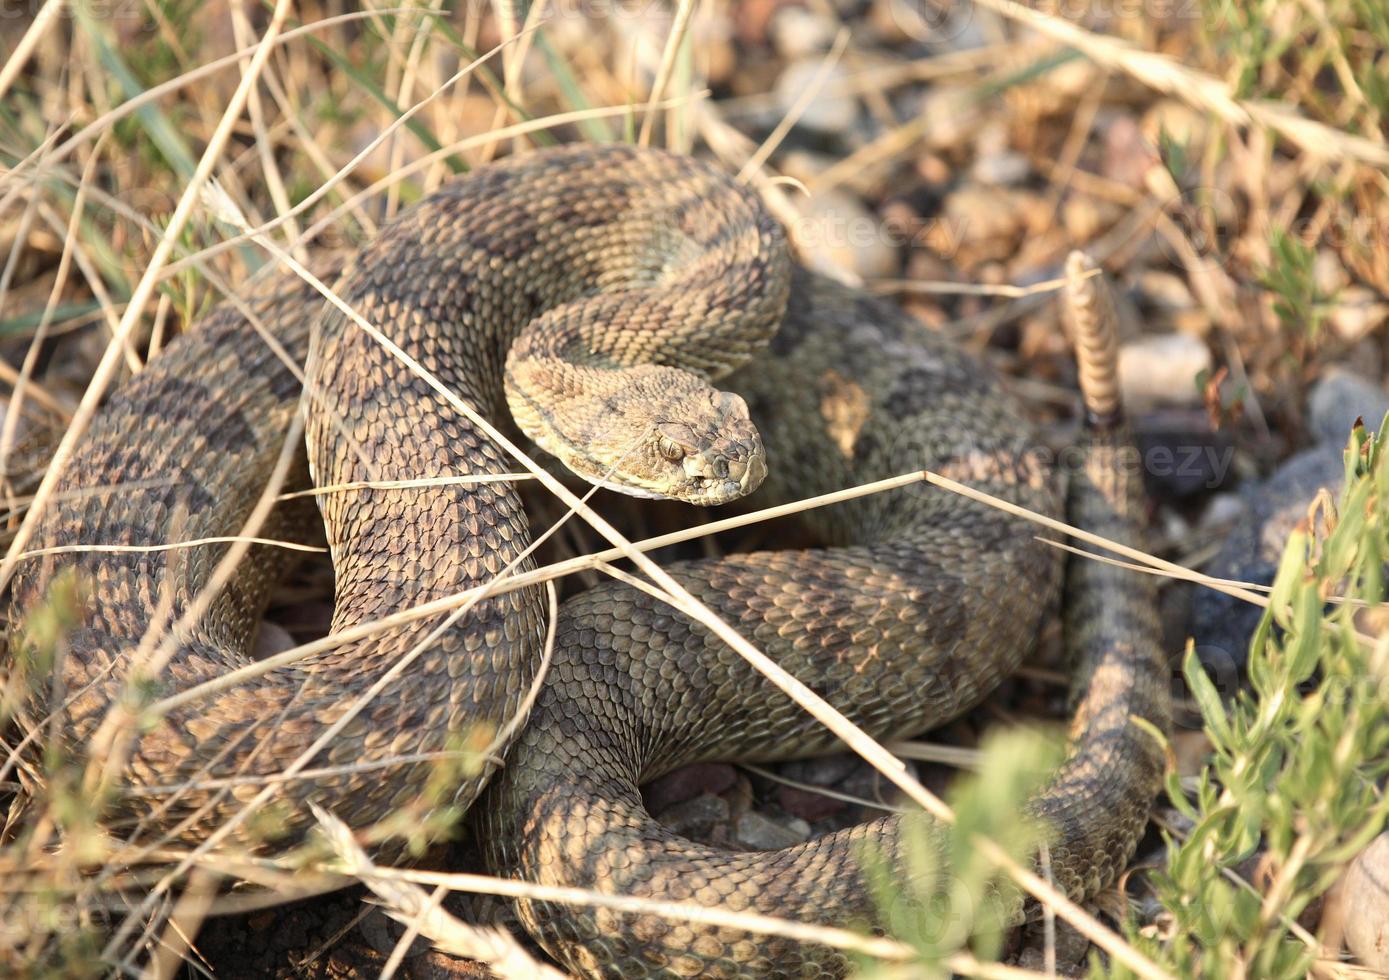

[9,144,1168,977]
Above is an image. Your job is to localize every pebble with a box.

[1062,194,1125,243]
[657,793,731,841]
[1314,249,1350,296]
[970,150,1030,186]
[733,810,811,850]
[1342,832,1389,969]
[252,620,297,658]
[925,185,1031,265]
[1016,917,1092,973]
[840,757,920,809]
[880,0,987,49]
[777,784,846,822]
[1308,367,1389,447]
[643,762,738,815]
[1137,270,1198,313]
[1117,332,1212,410]
[917,87,983,150]
[1198,492,1248,533]
[775,753,860,821]
[781,752,859,786]
[358,908,430,960]
[769,6,838,58]
[793,191,899,281]
[1329,286,1389,343]
[774,60,858,134]
[1188,444,1343,674]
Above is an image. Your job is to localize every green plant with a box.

[859,731,1062,974]
[1259,228,1333,349]
[1124,417,1389,978]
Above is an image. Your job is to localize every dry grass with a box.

[0,0,1385,976]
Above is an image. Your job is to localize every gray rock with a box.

[251,620,296,659]
[1314,249,1350,296]
[358,908,431,960]
[1194,369,1389,674]
[657,793,730,841]
[1342,832,1389,969]
[734,810,810,850]
[1198,492,1247,533]
[770,7,837,58]
[1308,367,1389,447]
[1117,332,1212,410]
[780,752,859,787]
[1137,270,1198,314]
[1189,444,1343,677]
[643,761,737,814]
[970,150,1030,186]
[777,782,847,822]
[840,757,920,809]
[1329,286,1389,343]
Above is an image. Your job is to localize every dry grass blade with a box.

[0,129,108,509]
[737,28,850,183]
[279,848,1063,980]
[0,0,296,598]
[0,10,428,211]
[158,94,705,281]
[147,868,219,980]
[10,535,325,560]
[0,0,64,104]
[971,0,1389,169]
[638,0,697,147]
[276,473,537,500]
[870,267,1099,298]
[145,471,930,716]
[739,763,909,813]
[313,806,569,980]
[303,835,923,969]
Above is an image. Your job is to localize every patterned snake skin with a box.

[8,145,1168,976]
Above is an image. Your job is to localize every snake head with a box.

[510,364,767,507]
[645,389,768,505]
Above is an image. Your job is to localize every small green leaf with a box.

[1184,644,1233,746]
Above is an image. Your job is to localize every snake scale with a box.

[8,144,1169,977]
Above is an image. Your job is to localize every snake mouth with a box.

[682,450,767,506]
[582,474,669,500]
[579,450,765,506]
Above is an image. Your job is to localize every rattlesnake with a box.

[8,144,1168,977]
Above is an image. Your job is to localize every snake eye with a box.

[657,435,684,461]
